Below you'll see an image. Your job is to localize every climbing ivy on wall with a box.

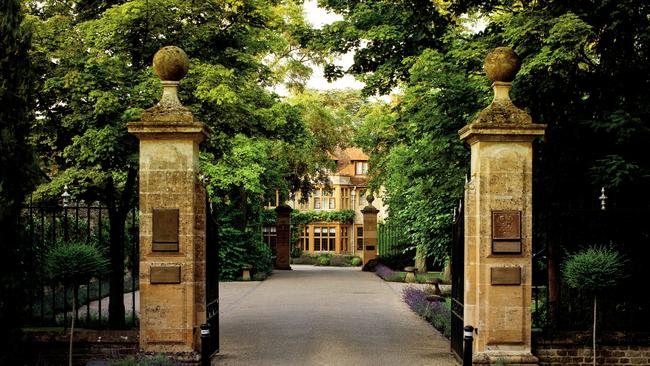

[260,209,356,245]
[291,210,355,225]
[261,209,355,226]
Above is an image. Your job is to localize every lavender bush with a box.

[375,264,394,280]
[402,286,452,338]
[375,264,406,282]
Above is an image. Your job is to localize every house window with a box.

[263,226,277,251]
[314,226,336,252]
[315,188,335,210]
[300,225,309,251]
[341,226,349,252]
[356,225,364,251]
[324,189,334,209]
[314,189,322,209]
[355,161,368,175]
[341,188,350,209]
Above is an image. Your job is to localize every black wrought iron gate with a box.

[204,199,220,357]
[450,198,465,359]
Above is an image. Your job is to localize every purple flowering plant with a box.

[402,286,452,338]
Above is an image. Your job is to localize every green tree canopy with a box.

[25,0,328,327]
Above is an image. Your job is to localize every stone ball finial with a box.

[152,46,189,81]
[367,195,375,205]
[484,47,521,83]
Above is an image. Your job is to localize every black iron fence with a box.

[19,198,139,328]
[450,199,464,359]
[378,223,405,256]
[532,206,650,333]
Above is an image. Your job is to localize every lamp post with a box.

[599,187,607,211]
[61,184,71,207]
[61,185,71,241]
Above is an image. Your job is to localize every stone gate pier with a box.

[128,46,209,362]
[459,48,546,365]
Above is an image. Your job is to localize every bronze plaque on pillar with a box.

[152,208,179,252]
[491,266,522,285]
[150,266,181,284]
[492,210,521,254]
[492,211,521,239]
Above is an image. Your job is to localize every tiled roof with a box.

[330,147,369,162]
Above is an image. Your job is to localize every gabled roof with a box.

[330,147,369,162]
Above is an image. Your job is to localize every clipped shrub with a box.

[296,253,317,265]
[318,256,330,266]
[351,256,362,266]
[562,245,626,366]
[562,246,626,293]
[45,241,109,366]
[45,242,109,285]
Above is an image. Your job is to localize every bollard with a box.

[463,325,474,366]
[200,323,211,366]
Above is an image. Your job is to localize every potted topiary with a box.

[562,245,626,366]
[45,241,109,366]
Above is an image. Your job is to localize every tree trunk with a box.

[108,205,126,329]
[69,286,77,366]
[442,257,451,282]
[106,169,136,329]
[415,244,427,275]
[547,237,559,327]
[238,189,249,231]
[593,295,597,366]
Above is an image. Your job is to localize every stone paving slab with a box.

[215,265,459,366]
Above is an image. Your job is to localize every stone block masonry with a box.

[128,46,209,361]
[535,333,650,366]
[22,329,138,366]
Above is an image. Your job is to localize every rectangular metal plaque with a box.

[492,211,521,240]
[152,243,180,252]
[365,245,376,251]
[492,241,522,254]
[150,266,181,284]
[152,208,179,251]
[491,267,522,285]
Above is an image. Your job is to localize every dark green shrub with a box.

[219,227,272,281]
[290,246,302,258]
[351,257,362,266]
[296,253,317,265]
[45,241,109,287]
[109,354,179,366]
[562,246,626,293]
[252,272,268,281]
[378,249,416,270]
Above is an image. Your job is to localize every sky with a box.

[283,0,364,93]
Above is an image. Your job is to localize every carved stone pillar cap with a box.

[153,46,189,81]
[361,204,379,214]
[484,47,521,83]
[275,204,293,214]
[148,46,191,113]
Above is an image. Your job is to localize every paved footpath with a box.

[214,265,458,366]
